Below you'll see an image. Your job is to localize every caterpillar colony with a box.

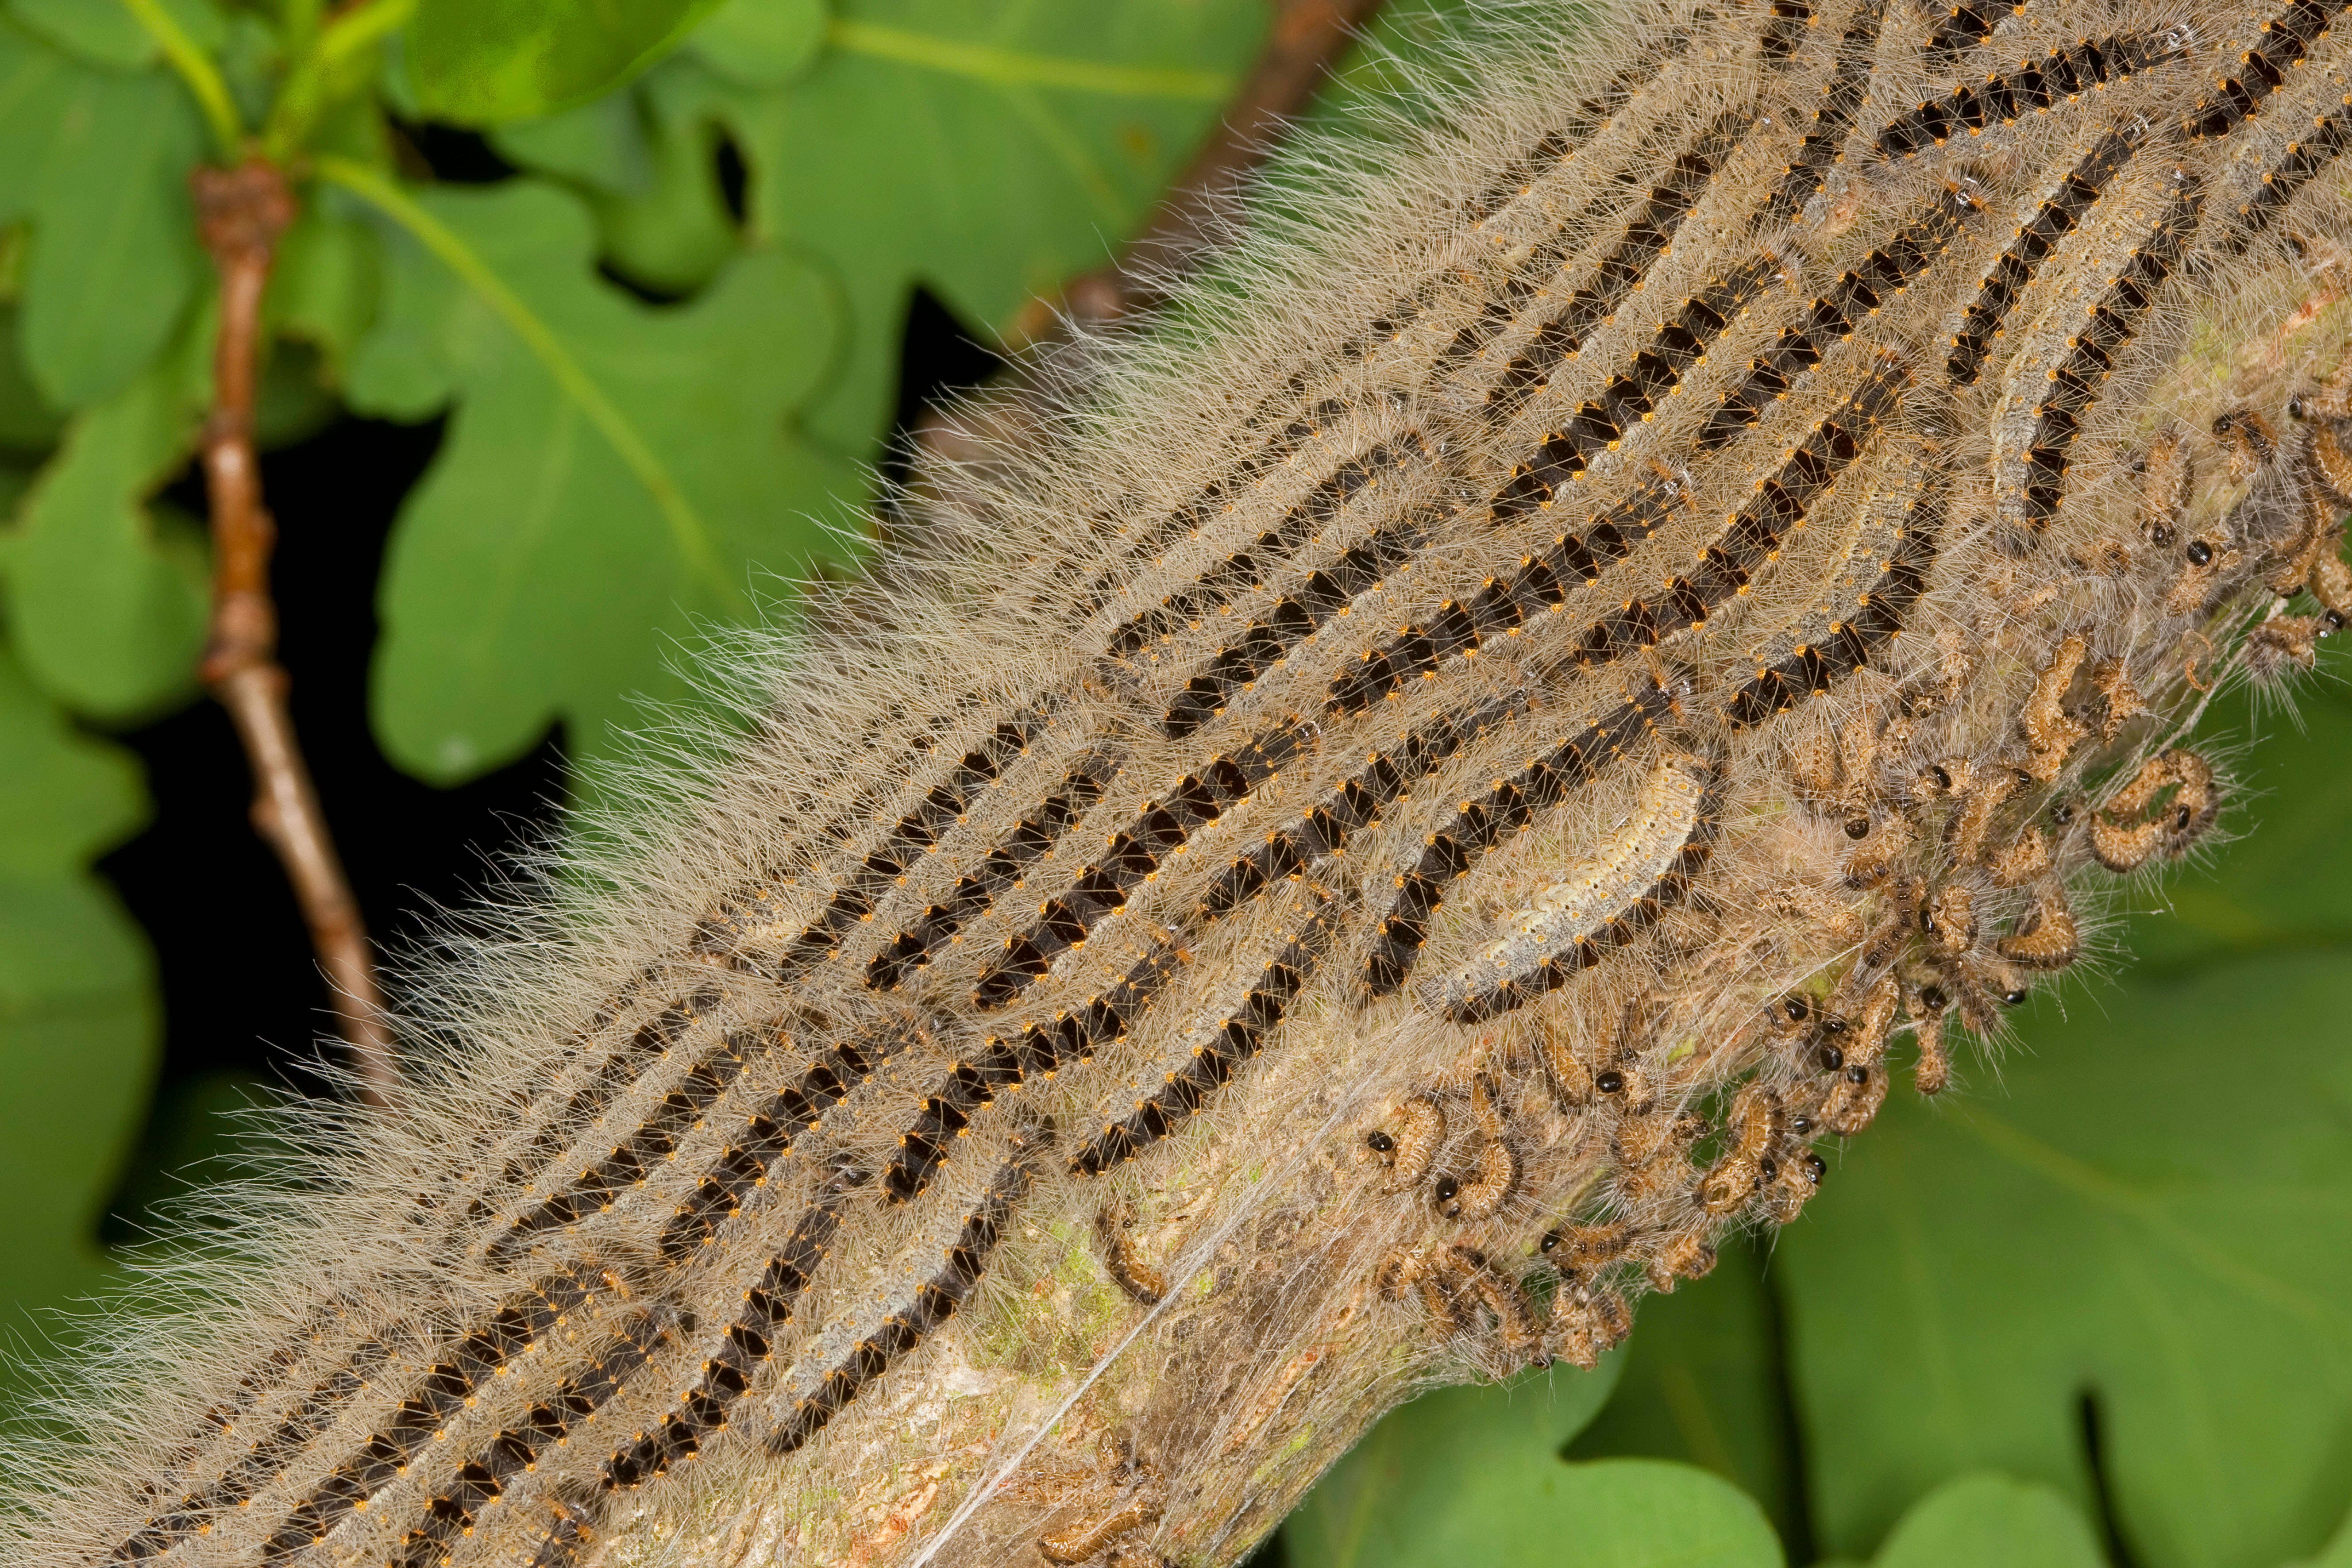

[14,0,2352,1563]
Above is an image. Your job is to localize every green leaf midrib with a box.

[826,18,1235,99]
[313,153,739,609]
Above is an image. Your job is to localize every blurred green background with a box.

[0,3,2344,1565]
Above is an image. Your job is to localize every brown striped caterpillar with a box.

[10,0,2352,1564]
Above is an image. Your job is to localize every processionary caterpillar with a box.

[11,1,2352,1564]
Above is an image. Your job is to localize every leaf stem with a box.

[314,0,417,73]
[279,0,324,58]
[309,154,734,602]
[826,19,1234,100]
[266,0,417,161]
[116,0,244,160]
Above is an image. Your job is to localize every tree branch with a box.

[192,160,397,1109]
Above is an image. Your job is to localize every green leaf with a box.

[589,63,740,296]
[4,0,222,73]
[0,877,158,1296]
[0,23,208,412]
[2,325,210,721]
[1858,1475,2104,1568]
[0,637,158,1381]
[215,9,284,133]
[490,92,658,197]
[266,199,384,380]
[689,0,825,88]
[1289,1389,1782,1568]
[335,174,856,780]
[1777,945,2352,1568]
[1284,1357,1628,1567]
[102,1069,283,1242]
[2127,682,2352,969]
[2288,1502,2352,1568]
[499,63,741,297]
[409,0,727,125]
[701,0,1268,449]
[0,636,146,878]
[253,339,339,449]
[1566,1236,1800,1540]
[0,301,66,452]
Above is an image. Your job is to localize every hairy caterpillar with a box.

[11,0,2352,1564]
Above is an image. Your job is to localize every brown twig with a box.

[192,160,397,1109]
[1008,0,1388,343]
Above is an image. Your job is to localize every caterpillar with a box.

[10,0,2352,1564]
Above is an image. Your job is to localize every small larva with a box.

[1037,1472,1168,1566]
[1093,1198,1169,1308]
[15,0,2352,1563]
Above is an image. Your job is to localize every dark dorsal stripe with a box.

[1699,185,1978,451]
[1461,128,1577,231]
[1725,480,1945,726]
[1107,437,1430,660]
[1352,353,1904,1000]
[972,720,1314,1011]
[1946,129,2136,386]
[1328,478,1689,715]
[601,1163,870,1491]
[2219,93,2352,253]
[1924,0,2013,60]
[1161,500,1455,738]
[1763,0,1815,63]
[1754,0,1888,230]
[771,1141,1044,1456]
[1419,353,1906,692]
[1439,0,1806,390]
[2184,0,2349,140]
[2007,180,2201,536]
[1440,775,1723,1024]
[1457,24,1693,227]
[885,943,1188,1203]
[1354,355,1900,1001]
[1071,901,1338,1177]
[656,1025,912,1261]
[686,714,962,969]
[1484,111,1758,424]
[1489,256,1783,521]
[865,751,1119,990]
[770,713,1050,977]
[1435,123,1689,386]
[1874,32,2189,160]
[254,1265,605,1561]
[1203,697,1527,921]
[1080,397,1356,618]
[477,990,714,1218]
[1429,212,1608,384]
[1437,39,1709,380]
[1361,678,1677,999]
[108,1341,393,1563]
[386,1312,672,1568]
[483,1027,762,1264]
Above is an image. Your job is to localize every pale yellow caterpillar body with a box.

[12,0,2352,1564]
[1430,751,1718,1019]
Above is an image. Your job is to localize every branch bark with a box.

[192,159,397,1109]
